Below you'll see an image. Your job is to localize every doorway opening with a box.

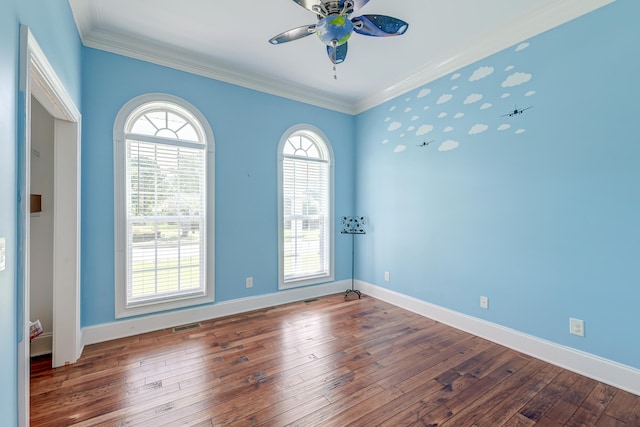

[18,25,82,427]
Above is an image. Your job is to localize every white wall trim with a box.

[22,26,83,368]
[357,280,640,397]
[81,278,640,396]
[112,94,216,319]
[354,0,614,113]
[19,25,83,427]
[82,280,348,346]
[30,333,53,358]
[52,119,83,367]
[70,0,613,115]
[80,29,356,115]
[277,124,335,291]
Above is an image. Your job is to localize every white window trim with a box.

[113,93,215,318]
[277,124,335,290]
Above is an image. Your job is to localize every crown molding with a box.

[81,30,357,115]
[353,0,614,113]
[68,0,95,44]
[73,0,613,116]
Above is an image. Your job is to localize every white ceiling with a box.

[68,0,612,114]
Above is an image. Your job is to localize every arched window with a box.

[278,125,334,289]
[114,94,214,317]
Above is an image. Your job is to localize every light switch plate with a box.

[0,237,5,271]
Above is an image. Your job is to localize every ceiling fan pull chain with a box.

[331,40,338,80]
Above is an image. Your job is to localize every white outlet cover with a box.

[570,318,585,337]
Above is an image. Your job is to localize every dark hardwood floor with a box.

[30,294,640,426]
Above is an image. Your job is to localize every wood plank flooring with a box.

[30,294,640,426]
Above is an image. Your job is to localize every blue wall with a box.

[0,0,82,422]
[2,0,639,420]
[81,48,355,326]
[355,0,640,369]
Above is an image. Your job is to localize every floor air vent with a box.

[172,323,201,333]
[304,298,319,304]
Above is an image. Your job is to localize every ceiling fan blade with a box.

[340,0,370,13]
[269,24,317,45]
[292,0,322,12]
[327,42,348,64]
[352,15,408,37]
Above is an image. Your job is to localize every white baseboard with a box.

[357,280,640,396]
[30,332,52,357]
[81,280,349,347]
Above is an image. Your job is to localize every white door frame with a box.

[18,25,82,427]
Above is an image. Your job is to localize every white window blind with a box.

[126,138,206,306]
[280,131,332,286]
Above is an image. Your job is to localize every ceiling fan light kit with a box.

[269,0,408,65]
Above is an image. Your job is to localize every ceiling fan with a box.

[269,0,409,65]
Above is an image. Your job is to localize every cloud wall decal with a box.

[469,66,494,81]
[464,93,483,104]
[469,124,489,135]
[416,124,434,136]
[502,72,532,87]
[439,140,460,152]
[417,88,431,98]
[437,94,453,104]
[394,145,407,153]
[388,121,402,131]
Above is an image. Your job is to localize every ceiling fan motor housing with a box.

[316,14,354,46]
[314,0,356,17]
[269,0,408,65]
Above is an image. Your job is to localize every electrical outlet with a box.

[384,271,390,282]
[570,318,584,337]
[245,277,253,288]
[480,296,489,309]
